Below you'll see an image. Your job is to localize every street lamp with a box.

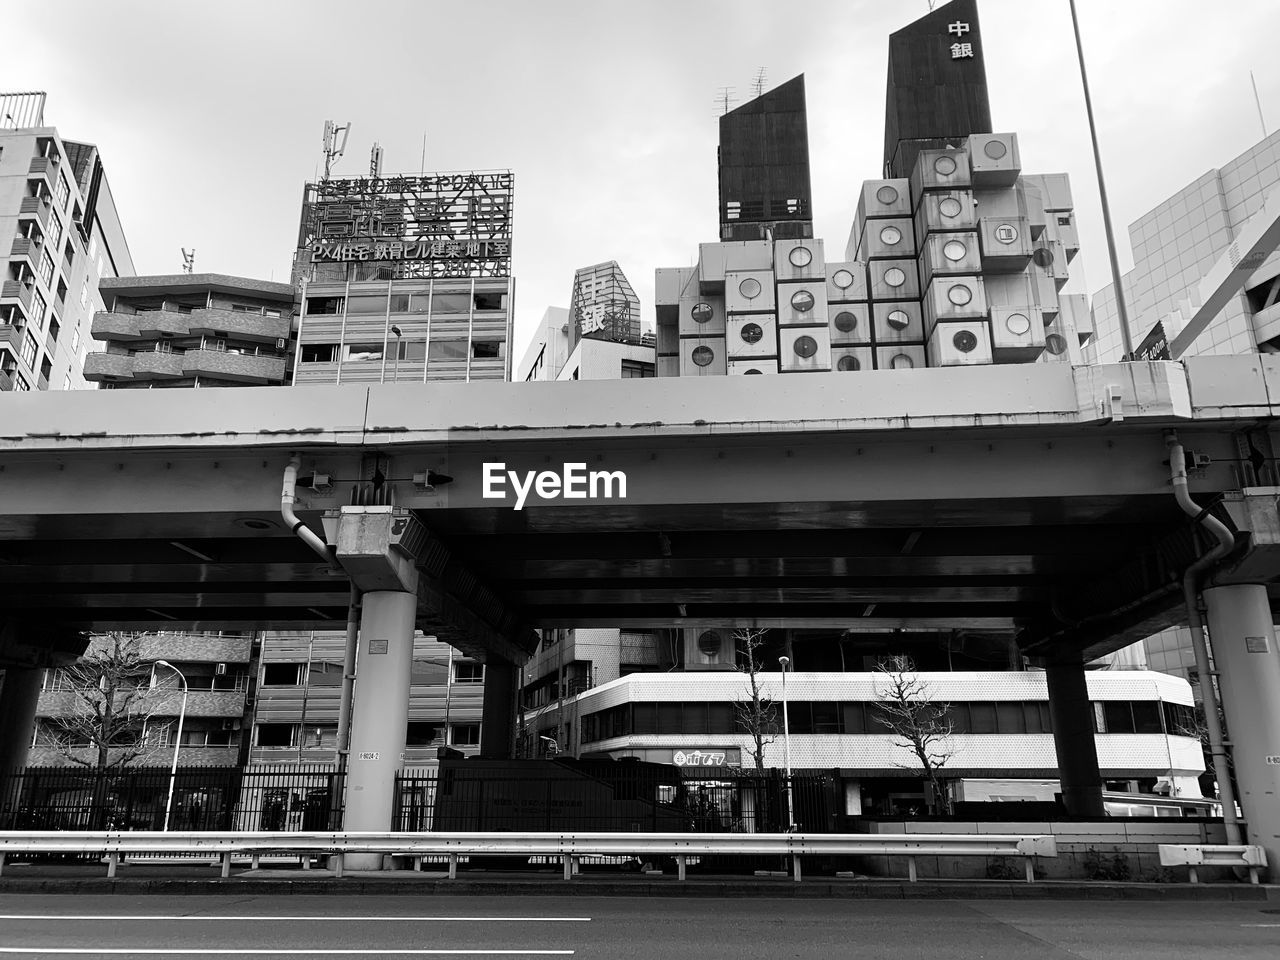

[778,655,795,831]
[390,324,403,382]
[153,660,188,832]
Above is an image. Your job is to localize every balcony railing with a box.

[91,311,142,341]
[81,351,133,381]
[9,236,43,266]
[18,195,53,231]
[1,324,23,353]
[0,280,35,314]
[181,349,287,384]
[130,350,186,379]
[188,307,291,343]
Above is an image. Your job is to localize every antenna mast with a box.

[715,86,738,116]
[370,142,384,178]
[322,119,351,180]
[751,67,768,99]
[180,248,195,274]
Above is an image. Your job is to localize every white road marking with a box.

[0,917,590,923]
[1240,923,1280,927]
[0,951,573,956]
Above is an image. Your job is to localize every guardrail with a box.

[1158,844,1268,884]
[0,830,1057,883]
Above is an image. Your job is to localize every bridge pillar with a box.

[1044,652,1105,817]
[0,667,41,774]
[480,659,519,759]
[1203,584,1280,870]
[342,589,416,863]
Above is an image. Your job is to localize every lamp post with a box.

[153,660,188,832]
[778,655,795,831]
[390,324,403,382]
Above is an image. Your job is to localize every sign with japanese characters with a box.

[948,20,975,59]
[298,171,513,279]
[670,748,741,768]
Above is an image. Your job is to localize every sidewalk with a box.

[0,860,1276,900]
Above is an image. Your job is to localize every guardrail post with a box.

[301,854,311,870]
[676,855,686,881]
[220,852,231,879]
[1188,866,1198,884]
[792,855,802,883]
[1249,866,1259,885]
[907,856,917,883]
[448,853,458,879]
[0,852,6,877]
[1024,857,1035,883]
[334,852,344,879]
[106,852,118,879]
[562,854,572,881]
[251,853,260,870]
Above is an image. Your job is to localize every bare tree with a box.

[733,628,778,772]
[874,655,955,815]
[40,632,170,773]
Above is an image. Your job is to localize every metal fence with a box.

[0,765,345,833]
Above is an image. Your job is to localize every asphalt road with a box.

[0,894,1277,959]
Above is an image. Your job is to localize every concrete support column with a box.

[1203,584,1280,870]
[1045,652,1105,818]
[480,660,519,759]
[0,667,42,775]
[342,590,416,862]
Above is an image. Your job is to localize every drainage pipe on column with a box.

[282,455,338,566]
[1166,432,1243,844]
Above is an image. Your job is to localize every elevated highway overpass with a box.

[2,355,1279,864]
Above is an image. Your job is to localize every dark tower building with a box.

[883,0,993,180]
[717,75,813,242]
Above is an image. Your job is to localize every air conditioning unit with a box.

[679,336,727,376]
[275,337,288,350]
[855,217,916,261]
[876,344,927,371]
[872,301,925,344]
[221,719,240,731]
[855,178,913,226]
[910,147,972,202]
[777,280,829,327]
[677,295,726,337]
[728,358,779,376]
[779,326,831,372]
[829,304,871,346]
[990,306,1046,362]
[927,320,994,367]
[725,270,776,314]
[683,627,737,670]
[727,314,778,359]
[978,217,1034,273]
[825,261,868,303]
[918,232,981,286]
[215,662,228,676]
[968,132,1021,188]
[868,259,920,302]
[774,238,825,282]
[831,345,873,373]
[914,190,977,239]
[923,276,988,332]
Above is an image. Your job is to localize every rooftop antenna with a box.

[1251,71,1269,137]
[370,141,384,178]
[751,67,768,99]
[715,86,738,116]
[180,248,195,274]
[322,119,351,180]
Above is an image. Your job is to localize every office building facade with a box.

[0,91,133,393]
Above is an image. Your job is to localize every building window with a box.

[473,292,506,311]
[305,296,344,315]
[55,171,71,211]
[450,723,480,746]
[452,661,484,683]
[255,723,296,748]
[395,339,426,361]
[300,343,337,363]
[343,343,383,362]
[31,289,47,327]
[261,662,305,686]
[45,214,62,249]
[472,340,501,359]
[620,359,654,378]
[427,340,467,361]
[406,721,443,746]
[20,331,39,370]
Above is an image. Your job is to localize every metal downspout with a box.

[281,455,337,566]
[1166,432,1243,844]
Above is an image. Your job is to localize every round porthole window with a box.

[943,239,969,262]
[983,139,1008,160]
[876,184,900,206]
[832,269,855,290]
[740,322,764,344]
[1005,313,1031,336]
[697,630,722,657]
[744,368,764,375]
[789,246,813,268]
[880,225,903,246]
[692,345,715,366]
[934,155,958,176]
[790,289,815,312]
[890,352,915,370]
[1033,247,1055,268]
[1045,333,1068,355]
[953,330,978,353]
[994,223,1019,245]
[836,355,861,371]
[738,277,762,299]
[833,311,858,333]
[691,302,714,323]
[793,335,818,358]
[884,267,907,288]
[887,309,911,331]
[938,196,963,218]
[947,283,974,306]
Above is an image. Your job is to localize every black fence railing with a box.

[0,765,345,832]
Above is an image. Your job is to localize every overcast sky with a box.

[7,0,1277,357]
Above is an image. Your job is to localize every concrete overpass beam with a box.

[0,667,42,775]
[1203,584,1280,873]
[1044,652,1106,817]
[480,660,519,759]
